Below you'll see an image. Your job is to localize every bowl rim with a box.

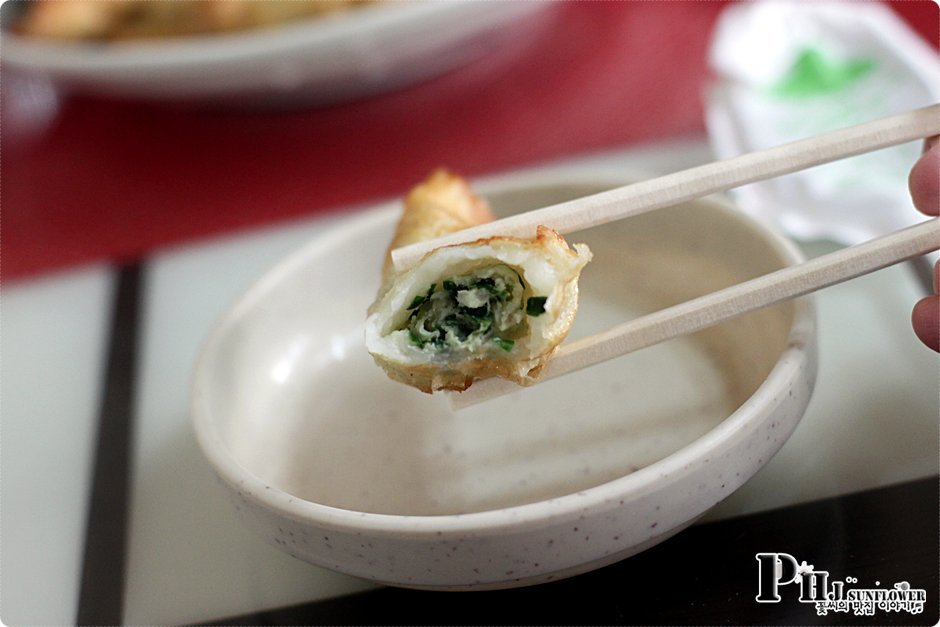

[191,172,815,538]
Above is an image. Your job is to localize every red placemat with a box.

[2,1,936,282]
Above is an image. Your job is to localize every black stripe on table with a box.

[201,476,938,626]
[76,263,142,626]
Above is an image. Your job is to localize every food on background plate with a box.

[365,170,592,393]
[11,0,378,41]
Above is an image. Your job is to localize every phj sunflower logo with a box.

[756,553,926,617]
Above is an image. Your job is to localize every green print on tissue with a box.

[771,48,875,98]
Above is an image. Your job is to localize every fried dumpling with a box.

[365,170,592,393]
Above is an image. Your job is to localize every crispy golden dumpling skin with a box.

[366,170,592,393]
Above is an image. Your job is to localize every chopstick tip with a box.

[446,377,521,410]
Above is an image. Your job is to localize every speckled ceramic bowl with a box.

[191,172,817,590]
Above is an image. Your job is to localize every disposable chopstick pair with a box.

[387,104,940,408]
[450,217,938,408]
[392,104,939,271]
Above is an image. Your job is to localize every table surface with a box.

[2,3,938,625]
[4,143,939,626]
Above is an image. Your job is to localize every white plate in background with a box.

[1,1,553,106]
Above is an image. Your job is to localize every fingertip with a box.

[910,136,940,217]
[912,295,940,352]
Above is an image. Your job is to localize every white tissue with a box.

[706,1,940,244]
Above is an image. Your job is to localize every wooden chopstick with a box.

[391,103,940,272]
[449,218,939,409]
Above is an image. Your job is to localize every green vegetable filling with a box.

[401,265,546,354]
[526,296,547,316]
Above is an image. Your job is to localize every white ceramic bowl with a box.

[191,172,817,590]
[1,1,551,106]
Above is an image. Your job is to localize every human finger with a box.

[909,136,940,216]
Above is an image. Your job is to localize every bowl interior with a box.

[202,181,797,516]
